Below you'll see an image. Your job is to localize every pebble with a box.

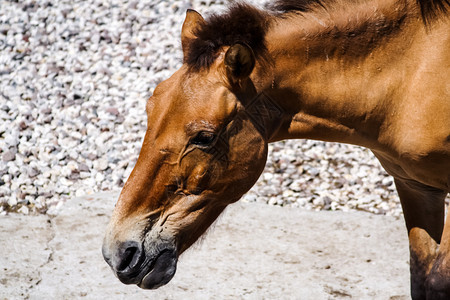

[2,151,16,162]
[94,159,109,171]
[1,0,447,215]
[17,206,29,215]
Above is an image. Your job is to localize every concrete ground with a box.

[1,192,411,299]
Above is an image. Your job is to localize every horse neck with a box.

[255,0,425,150]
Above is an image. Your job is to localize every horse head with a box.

[102,10,270,289]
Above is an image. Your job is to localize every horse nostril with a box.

[115,241,143,273]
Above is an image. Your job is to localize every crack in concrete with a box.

[39,215,57,270]
[24,214,57,298]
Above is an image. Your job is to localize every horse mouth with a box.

[138,249,178,289]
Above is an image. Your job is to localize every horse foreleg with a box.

[394,178,447,300]
[409,227,439,299]
[426,206,450,299]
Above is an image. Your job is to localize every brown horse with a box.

[102,0,450,298]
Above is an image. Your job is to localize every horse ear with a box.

[181,9,205,58]
[224,43,256,82]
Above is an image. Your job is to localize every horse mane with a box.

[268,0,325,13]
[184,0,449,71]
[272,0,450,22]
[271,0,449,19]
[185,3,270,71]
[417,0,450,22]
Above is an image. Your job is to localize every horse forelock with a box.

[183,0,322,71]
[184,2,270,71]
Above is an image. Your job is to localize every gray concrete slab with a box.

[0,192,410,299]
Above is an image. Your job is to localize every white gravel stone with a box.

[17,205,29,215]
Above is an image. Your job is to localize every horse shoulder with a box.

[374,114,450,190]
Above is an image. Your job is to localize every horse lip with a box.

[138,249,177,289]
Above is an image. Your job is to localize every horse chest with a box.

[372,148,450,192]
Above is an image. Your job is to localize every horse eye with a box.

[190,131,216,147]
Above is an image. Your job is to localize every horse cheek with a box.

[228,121,268,197]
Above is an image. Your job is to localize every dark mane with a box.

[417,0,450,23]
[184,3,270,71]
[271,0,450,23]
[268,0,325,13]
[184,0,321,71]
[185,0,449,71]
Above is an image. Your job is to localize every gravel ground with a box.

[0,0,447,216]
